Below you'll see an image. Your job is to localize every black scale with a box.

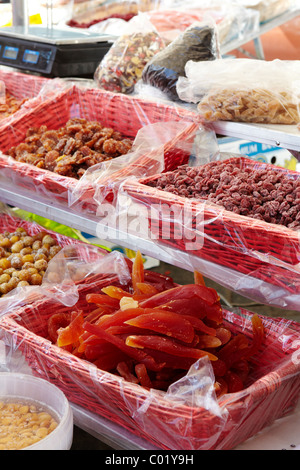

[0,25,115,77]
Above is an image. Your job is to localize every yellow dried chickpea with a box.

[4,268,15,276]
[22,254,34,264]
[32,240,42,251]
[17,270,31,282]
[0,282,9,295]
[49,246,61,257]
[0,273,11,284]
[20,247,32,256]
[22,262,35,270]
[11,241,24,253]
[10,256,23,270]
[22,236,34,247]
[27,268,38,276]
[18,280,29,287]
[34,259,48,271]
[0,247,6,258]
[0,258,10,270]
[0,238,11,248]
[10,235,20,244]
[34,253,47,262]
[30,273,43,285]
[42,235,56,246]
[7,277,18,290]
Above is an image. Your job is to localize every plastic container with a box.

[0,372,73,450]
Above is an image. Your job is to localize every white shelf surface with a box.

[211,122,300,152]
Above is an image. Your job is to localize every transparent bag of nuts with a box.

[94,12,165,94]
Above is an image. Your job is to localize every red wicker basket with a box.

[0,85,198,212]
[123,157,300,295]
[0,69,48,126]
[0,275,299,450]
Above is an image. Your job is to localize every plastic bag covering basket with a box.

[123,157,300,294]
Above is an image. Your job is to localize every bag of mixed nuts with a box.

[94,13,165,94]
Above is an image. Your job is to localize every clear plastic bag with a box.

[142,20,220,101]
[177,58,300,124]
[69,119,204,211]
[94,13,165,94]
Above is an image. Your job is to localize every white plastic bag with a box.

[177,58,300,124]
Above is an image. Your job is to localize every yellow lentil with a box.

[0,400,58,450]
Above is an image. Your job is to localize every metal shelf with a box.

[211,122,300,152]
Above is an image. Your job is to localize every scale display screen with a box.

[23,49,39,64]
[3,46,18,60]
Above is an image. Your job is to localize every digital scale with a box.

[0,25,115,77]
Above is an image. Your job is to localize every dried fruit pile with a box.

[7,118,133,179]
[145,159,300,230]
[48,252,264,396]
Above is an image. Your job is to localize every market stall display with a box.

[0,249,299,450]
[0,0,299,450]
